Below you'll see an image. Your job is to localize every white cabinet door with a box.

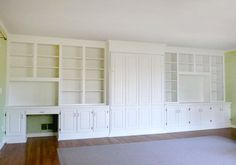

[222,103,231,124]
[151,55,163,104]
[138,56,151,105]
[111,54,125,105]
[151,106,164,129]
[166,105,180,129]
[125,55,138,105]
[77,109,93,134]
[111,107,125,130]
[188,106,202,128]
[93,108,109,133]
[202,105,214,127]
[60,109,77,133]
[126,107,139,129]
[213,104,230,125]
[6,110,25,136]
[139,106,151,129]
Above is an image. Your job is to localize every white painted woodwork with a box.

[60,109,77,134]
[6,109,26,143]
[59,106,109,140]
[3,37,231,143]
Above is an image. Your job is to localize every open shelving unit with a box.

[165,52,177,102]
[85,47,105,104]
[178,53,194,73]
[61,46,83,104]
[37,44,59,78]
[7,38,107,106]
[164,49,224,103]
[195,55,210,73]
[60,46,106,105]
[8,42,60,106]
[211,56,224,101]
[9,42,34,78]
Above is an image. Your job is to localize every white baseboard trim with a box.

[27,132,57,138]
[231,125,236,128]
[0,140,6,150]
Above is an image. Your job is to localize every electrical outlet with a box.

[47,123,54,130]
[41,124,47,130]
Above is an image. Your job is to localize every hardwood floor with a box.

[0,128,236,165]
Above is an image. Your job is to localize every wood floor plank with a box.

[0,128,236,165]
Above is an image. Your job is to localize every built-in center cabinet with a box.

[165,103,230,132]
[4,37,231,144]
[59,106,109,140]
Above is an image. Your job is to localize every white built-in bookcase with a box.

[164,48,224,103]
[7,36,106,106]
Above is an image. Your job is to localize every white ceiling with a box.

[0,0,236,50]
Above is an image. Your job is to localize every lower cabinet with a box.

[165,103,231,132]
[110,105,164,136]
[6,109,26,143]
[4,103,231,143]
[59,106,109,140]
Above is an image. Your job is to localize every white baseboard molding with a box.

[27,132,57,138]
[231,125,236,128]
[0,140,6,150]
[6,136,27,144]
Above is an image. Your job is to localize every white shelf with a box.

[11,65,33,68]
[11,54,33,57]
[86,57,104,60]
[62,67,82,70]
[62,78,82,80]
[86,78,104,81]
[86,68,104,71]
[38,55,59,58]
[62,57,82,60]
[61,90,82,92]
[9,77,59,82]
[38,66,59,69]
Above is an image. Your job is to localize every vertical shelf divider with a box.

[58,45,62,105]
[33,43,37,78]
[82,46,86,104]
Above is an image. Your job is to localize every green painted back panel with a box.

[225,50,236,125]
[0,38,6,143]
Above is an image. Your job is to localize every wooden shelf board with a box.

[9,77,59,82]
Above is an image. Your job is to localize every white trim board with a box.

[0,139,6,151]
[231,125,236,129]
[27,132,57,138]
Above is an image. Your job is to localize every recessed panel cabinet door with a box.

[188,106,202,128]
[111,54,125,105]
[6,111,25,136]
[138,56,151,105]
[139,107,151,129]
[151,106,164,129]
[77,110,93,134]
[111,107,125,130]
[152,56,163,104]
[93,109,109,133]
[125,55,138,105]
[202,105,214,126]
[166,106,180,129]
[126,107,139,129]
[60,109,77,133]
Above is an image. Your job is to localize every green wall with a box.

[225,50,236,125]
[0,38,6,143]
[27,115,58,134]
